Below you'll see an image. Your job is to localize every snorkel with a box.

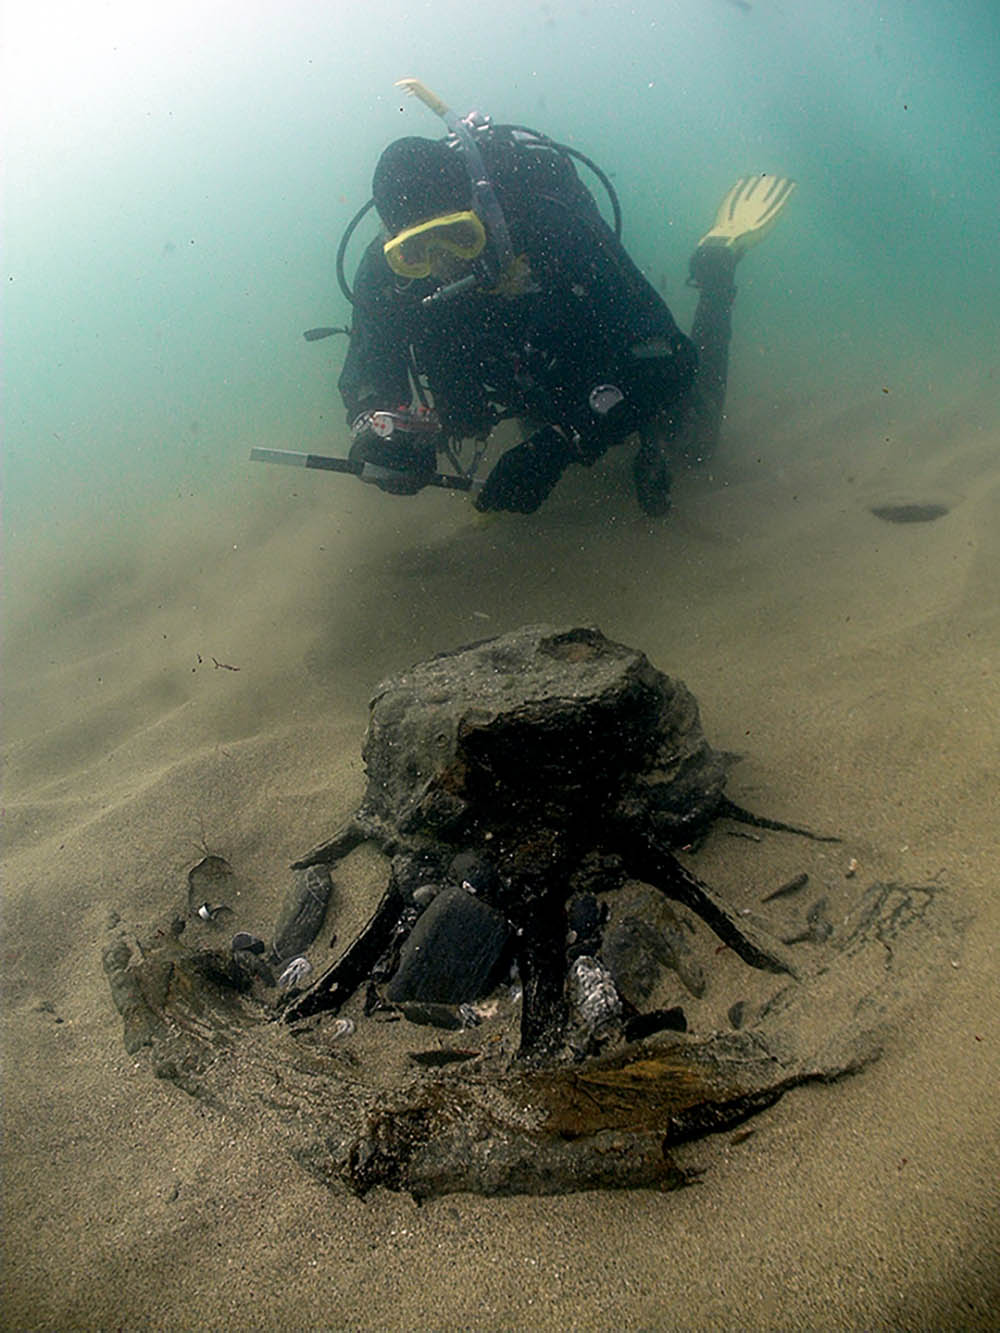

[331,80,621,309]
[395,78,516,303]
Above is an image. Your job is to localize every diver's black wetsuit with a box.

[340,132,730,511]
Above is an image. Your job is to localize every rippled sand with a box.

[4,384,998,1328]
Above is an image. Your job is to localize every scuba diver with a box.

[293,80,796,516]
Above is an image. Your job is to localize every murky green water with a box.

[4,0,997,547]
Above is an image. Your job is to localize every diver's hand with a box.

[474,426,575,514]
[349,409,441,496]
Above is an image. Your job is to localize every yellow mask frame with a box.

[383,210,487,279]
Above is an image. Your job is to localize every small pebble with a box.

[870,502,948,524]
[761,872,808,903]
[623,1007,687,1041]
[397,1002,467,1030]
[231,932,266,955]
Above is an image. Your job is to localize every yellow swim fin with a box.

[697,174,797,255]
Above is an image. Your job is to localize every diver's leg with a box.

[633,415,677,517]
[631,249,737,514]
[672,248,738,466]
[673,175,797,467]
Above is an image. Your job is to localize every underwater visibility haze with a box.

[2,0,999,1326]
[4,0,997,541]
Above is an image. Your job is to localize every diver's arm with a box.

[335,242,448,495]
[474,424,577,514]
[337,239,413,420]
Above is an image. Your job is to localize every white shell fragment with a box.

[277,956,313,990]
[567,954,622,1046]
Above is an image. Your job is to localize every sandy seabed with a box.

[3,382,998,1330]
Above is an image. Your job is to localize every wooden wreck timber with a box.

[103,625,955,1199]
[285,624,829,1046]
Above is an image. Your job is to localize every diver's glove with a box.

[349,408,442,496]
[474,425,577,514]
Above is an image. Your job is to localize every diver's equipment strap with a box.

[249,447,478,492]
[395,78,516,281]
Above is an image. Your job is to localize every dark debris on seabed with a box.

[102,626,957,1200]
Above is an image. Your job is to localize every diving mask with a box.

[383,210,487,278]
